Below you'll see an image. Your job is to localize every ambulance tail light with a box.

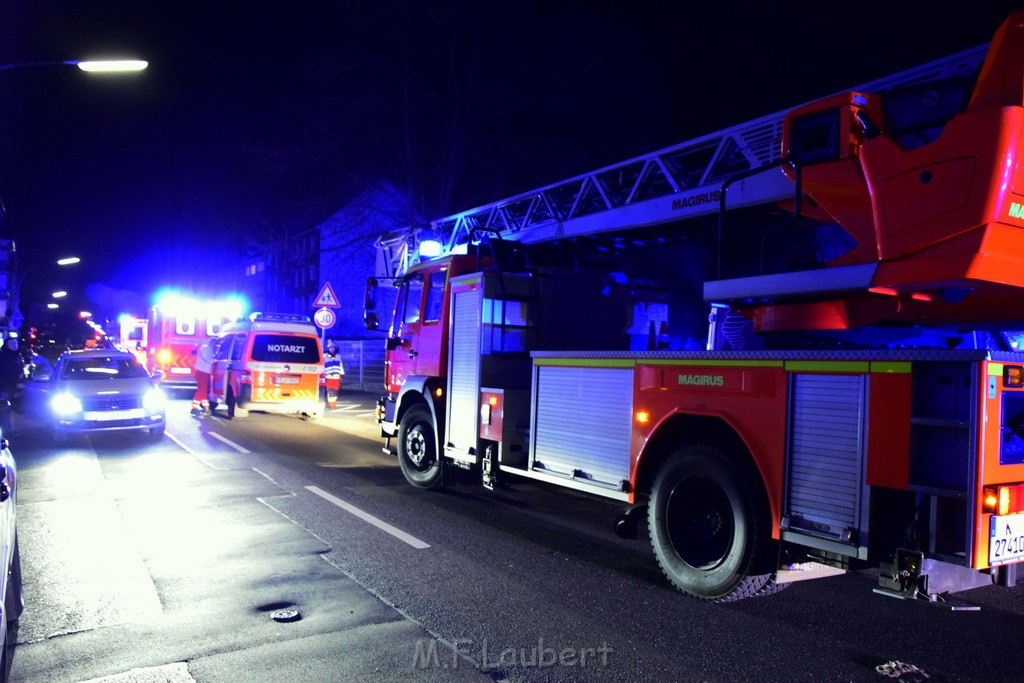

[240,371,252,385]
[983,483,1024,515]
[156,348,172,365]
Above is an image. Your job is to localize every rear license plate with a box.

[274,377,300,384]
[990,514,1024,565]
[85,409,145,421]
[170,368,192,374]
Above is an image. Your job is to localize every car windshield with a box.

[60,357,149,380]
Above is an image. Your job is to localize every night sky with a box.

[0,1,1020,327]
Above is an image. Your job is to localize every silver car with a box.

[0,425,21,676]
[24,349,167,443]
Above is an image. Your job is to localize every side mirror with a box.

[364,277,378,310]
[364,277,379,330]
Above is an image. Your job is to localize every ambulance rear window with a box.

[251,335,320,363]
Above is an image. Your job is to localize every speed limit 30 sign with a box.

[313,307,336,329]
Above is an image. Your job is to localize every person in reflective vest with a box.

[323,341,344,409]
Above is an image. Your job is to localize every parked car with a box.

[23,349,166,443]
[0,424,22,676]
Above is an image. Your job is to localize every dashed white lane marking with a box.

[165,432,195,455]
[306,485,431,549]
[208,431,252,454]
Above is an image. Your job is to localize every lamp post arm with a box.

[0,61,77,72]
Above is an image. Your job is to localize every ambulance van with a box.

[209,312,324,419]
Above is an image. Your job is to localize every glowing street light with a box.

[0,59,147,73]
[9,256,80,331]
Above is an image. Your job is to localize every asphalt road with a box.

[8,391,1024,682]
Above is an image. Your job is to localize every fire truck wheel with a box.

[397,404,444,489]
[649,445,773,602]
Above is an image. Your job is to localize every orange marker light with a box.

[635,410,650,424]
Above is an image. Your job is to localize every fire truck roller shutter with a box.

[648,444,782,602]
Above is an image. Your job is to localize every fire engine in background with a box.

[118,314,149,365]
[365,12,1024,606]
[147,295,245,387]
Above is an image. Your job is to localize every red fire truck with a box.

[365,12,1024,605]
[147,295,244,387]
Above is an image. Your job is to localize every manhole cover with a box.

[271,609,302,623]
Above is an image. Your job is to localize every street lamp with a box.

[0,59,148,73]
[9,256,80,332]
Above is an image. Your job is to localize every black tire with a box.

[648,445,778,602]
[397,404,444,489]
[149,424,166,439]
[5,534,23,624]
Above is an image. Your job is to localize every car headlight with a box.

[51,393,83,416]
[143,387,166,412]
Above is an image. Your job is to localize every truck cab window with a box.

[402,274,424,327]
[424,269,446,324]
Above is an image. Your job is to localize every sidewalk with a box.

[8,414,487,682]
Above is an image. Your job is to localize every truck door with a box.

[387,272,424,392]
[387,266,449,392]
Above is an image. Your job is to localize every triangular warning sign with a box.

[313,282,341,308]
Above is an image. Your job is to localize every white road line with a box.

[165,432,196,455]
[208,431,252,454]
[306,485,431,549]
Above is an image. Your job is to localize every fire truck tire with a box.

[648,445,775,602]
[397,404,444,489]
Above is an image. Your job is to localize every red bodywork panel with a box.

[765,11,1024,331]
[629,360,912,539]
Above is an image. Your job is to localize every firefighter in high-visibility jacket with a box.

[323,341,344,409]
